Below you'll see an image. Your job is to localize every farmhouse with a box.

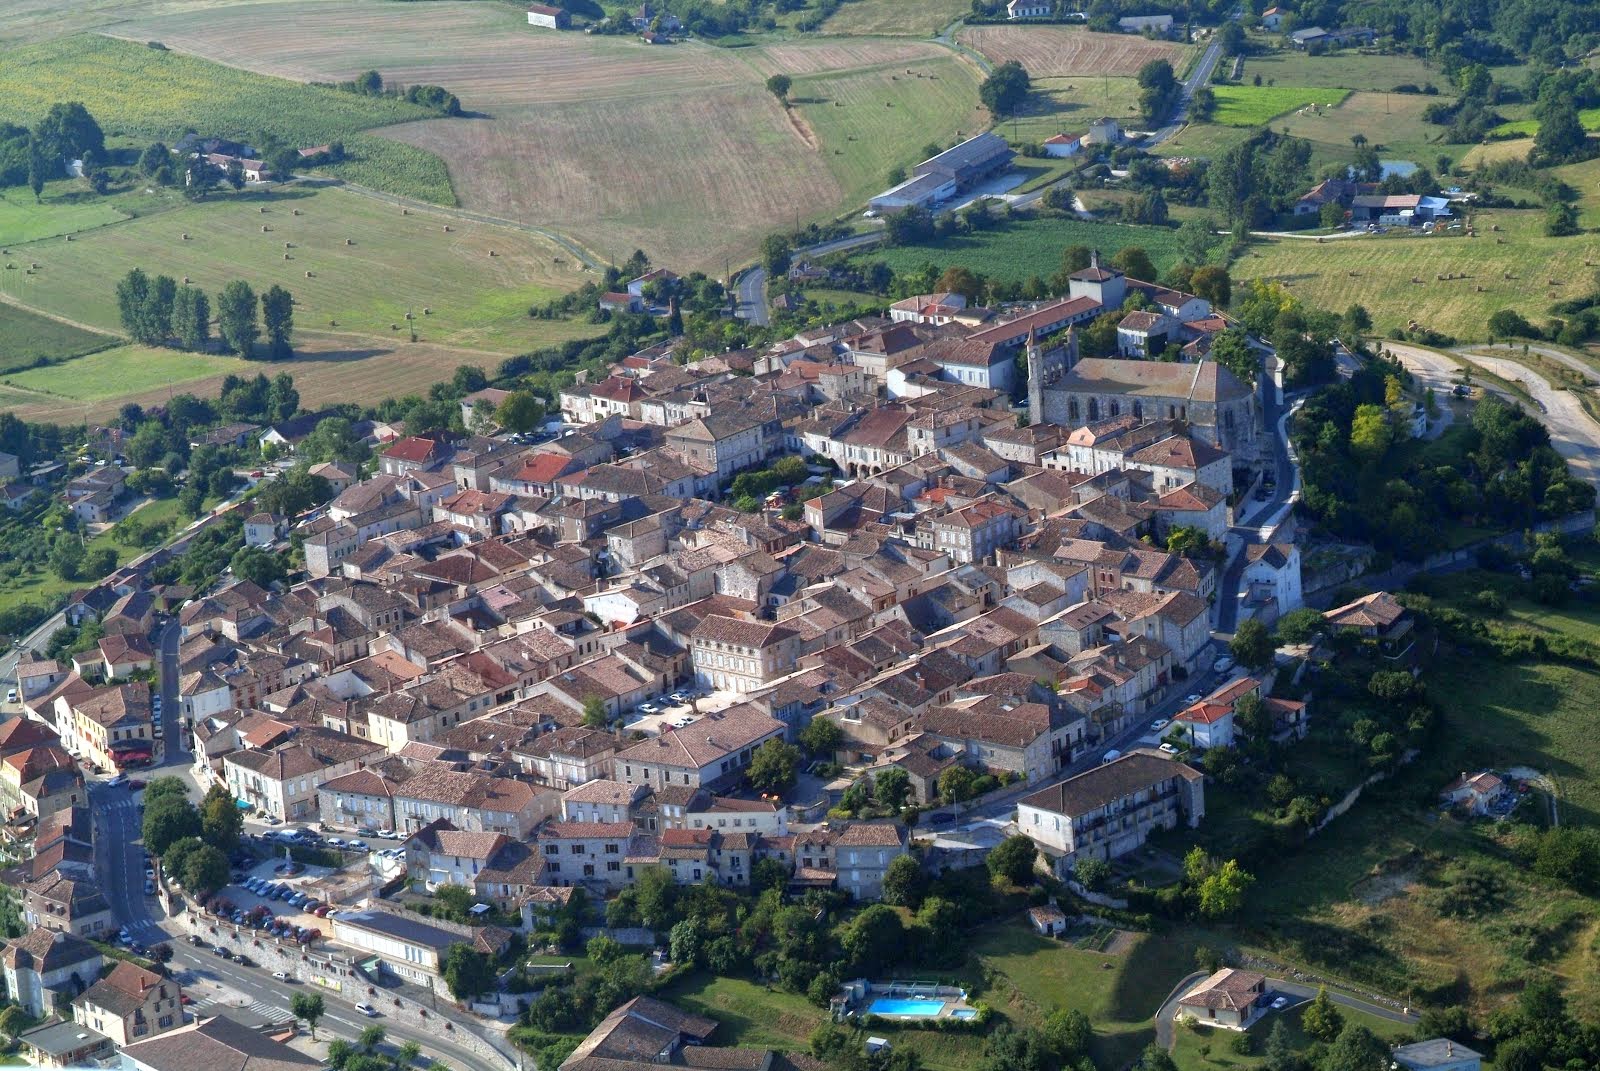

[527,3,570,28]
[1260,6,1286,29]
[1008,0,1054,17]
[1176,968,1267,1028]
[1043,133,1082,157]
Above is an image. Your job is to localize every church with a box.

[1028,331,1261,460]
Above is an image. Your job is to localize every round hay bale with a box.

[489,249,496,256]
[284,241,292,248]
[183,276,190,284]
[402,208,409,215]
[423,307,431,315]
[293,209,301,216]
[346,238,353,245]
[65,234,72,241]
[443,225,451,232]
[405,312,413,320]
[262,225,270,232]
[284,253,291,260]
[391,323,399,330]
[31,263,38,269]
[259,206,266,213]
[182,233,189,240]
[306,271,314,278]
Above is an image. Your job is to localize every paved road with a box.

[1388,342,1600,486]
[1141,10,1240,149]
[1216,355,1297,633]
[735,230,886,325]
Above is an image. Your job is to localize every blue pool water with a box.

[952,1009,979,1020]
[869,998,946,1017]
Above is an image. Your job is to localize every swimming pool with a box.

[869,997,946,1017]
[951,1009,979,1020]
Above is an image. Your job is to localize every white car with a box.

[638,702,659,714]
[1149,719,1168,734]
[272,971,290,981]
[355,1003,379,1018]
[1270,996,1289,1010]
[1183,693,1202,705]
[1160,743,1180,755]
[1101,749,1122,765]
[1213,656,1234,673]
[5,689,16,703]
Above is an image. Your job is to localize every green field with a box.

[0,185,590,354]
[857,215,1185,286]
[1006,77,1146,144]
[792,56,986,210]
[0,302,118,373]
[1236,50,1445,93]
[1490,106,1600,139]
[1238,208,1594,340]
[0,184,130,244]
[1,344,251,402]
[1209,85,1352,127]
[1271,92,1446,172]
[0,35,452,203]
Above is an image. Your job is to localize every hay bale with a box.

[391,323,399,330]
[259,206,266,213]
[423,307,431,315]
[183,276,190,284]
[284,253,291,260]
[402,208,409,215]
[284,241,292,249]
[305,271,314,278]
[65,234,72,241]
[182,233,189,240]
[443,225,451,233]
[346,238,353,245]
[405,312,413,320]
[30,263,38,269]
[489,249,496,257]
[293,209,301,216]
[262,224,270,232]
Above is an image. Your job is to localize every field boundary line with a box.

[0,294,120,341]
[305,179,606,270]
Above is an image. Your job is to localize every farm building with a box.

[869,133,1015,213]
[1007,0,1053,17]
[1118,14,1174,34]
[1288,26,1376,48]
[1260,6,1286,29]
[1349,194,1450,226]
[1042,133,1082,157]
[199,153,271,182]
[527,4,570,28]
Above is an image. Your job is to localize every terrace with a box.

[831,979,980,1023]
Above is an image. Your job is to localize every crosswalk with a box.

[189,995,291,1022]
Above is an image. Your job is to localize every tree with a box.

[217,281,259,356]
[669,916,705,967]
[881,853,925,907]
[581,695,609,727]
[298,416,369,465]
[1229,618,1274,669]
[936,266,984,302]
[443,944,494,1001]
[117,269,152,341]
[1209,329,1257,386]
[939,765,977,804]
[355,70,384,95]
[759,233,792,277]
[1196,859,1254,918]
[1074,856,1111,891]
[0,1005,29,1039]
[765,74,792,105]
[185,156,220,200]
[1324,1024,1387,1071]
[142,794,202,856]
[260,285,294,360]
[1348,403,1393,465]
[181,843,230,899]
[874,766,911,810]
[1189,265,1231,306]
[224,159,245,191]
[1136,59,1180,124]
[1302,987,1345,1042]
[359,1025,386,1051]
[842,904,904,972]
[1262,1018,1297,1071]
[49,537,84,582]
[987,834,1038,886]
[33,102,105,161]
[979,60,1031,117]
[495,390,545,433]
[1534,97,1587,164]
[173,286,211,352]
[327,1040,356,1070]
[633,865,677,928]
[748,738,801,794]
[200,782,243,851]
[288,991,325,1039]
[799,716,842,757]
[231,545,286,589]
[146,275,177,344]
[144,777,189,805]
[267,372,299,421]
[28,137,48,202]
[398,1041,423,1068]
[1139,1043,1180,1071]
[1487,309,1536,339]
[1110,246,1157,283]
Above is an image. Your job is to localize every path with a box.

[1463,342,1598,384]
[1390,342,1600,486]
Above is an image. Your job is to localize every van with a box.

[1101,749,1122,765]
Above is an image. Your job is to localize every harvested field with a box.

[957,25,1191,77]
[822,0,972,36]
[1271,91,1442,170]
[0,185,595,355]
[108,0,980,267]
[0,302,118,374]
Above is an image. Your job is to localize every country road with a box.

[1386,342,1600,485]
[735,230,885,325]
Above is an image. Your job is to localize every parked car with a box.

[314,905,332,918]
[1212,656,1234,673]
[1149,718,1168,733]
[355,1003,378,1018]
[272,971,290,981]
[235,955,255,968]
[1271,996,1289,1010]
[1101,749,1123,765]
[1160,743,1180,755]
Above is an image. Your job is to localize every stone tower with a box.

[1028,325,1077,426]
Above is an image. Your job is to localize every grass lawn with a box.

[972,925,1201,1068]
[856,214,1185,286]
[0,182,130,244]
[1237,208,1590,340]
[1208,85,1351,127]
[1152,121,1256,161]
[1,345,251,402]
[1490,106,1600,139]
[0,302,118,374]
[0,184,591,355]
[1170,1002,1411,1071]
[0,517,145,616]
